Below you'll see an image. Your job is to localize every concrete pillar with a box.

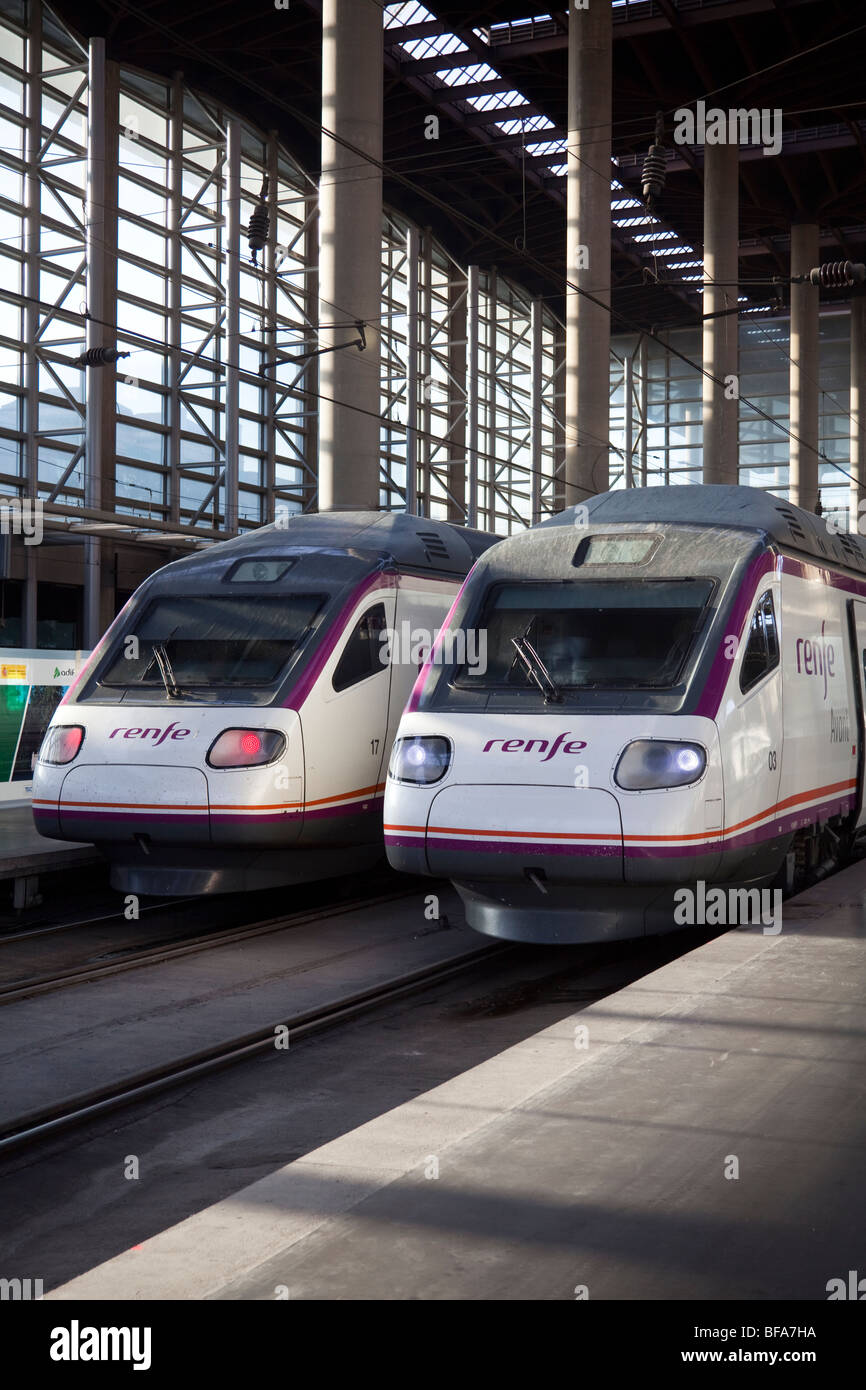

[23,0,41,647]
[318,0,383,510]
[564,0,612,504]
[84,37,106,647]
[850,296,866,533]
[701,142,740,485]
[789,222,820,514]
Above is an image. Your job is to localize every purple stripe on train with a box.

[396,835,621,858]
[387,791,855,859]
[303,796,383,821]
[55,809,208,826]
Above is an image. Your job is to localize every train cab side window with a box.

[332,603,388,692]
[739,591,779,693]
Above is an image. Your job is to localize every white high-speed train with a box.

[32,511,495,894]
[384,485,866,942]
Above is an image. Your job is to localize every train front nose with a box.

[33,712,304,851]
[424,783,624,881]
[56,763,210,845]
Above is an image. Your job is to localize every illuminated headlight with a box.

[389,736,451,785]
[614,739,706,791]
[207,728,286,769]
[38,725,85,765]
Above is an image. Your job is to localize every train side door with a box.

[846,599,866,829]
[302,588,396,838]
[720,584,783,870]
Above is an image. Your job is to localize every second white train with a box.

[384,485,866,941]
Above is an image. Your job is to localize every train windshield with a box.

[98,594,328,692]
[460,579,714,691]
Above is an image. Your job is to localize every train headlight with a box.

[614,739,706,791]
[207,728,286,769]
[38,725,85,765]
[389,736,452,785]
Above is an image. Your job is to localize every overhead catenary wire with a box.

[4,1,865,502]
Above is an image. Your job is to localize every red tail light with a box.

[39,725,85,765]
[207,728,285,769]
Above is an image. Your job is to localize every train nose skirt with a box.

[426,784,624,882]
[58,765,210,844]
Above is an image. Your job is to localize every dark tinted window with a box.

[98,594,327,690]
[458,580,713,691]
[332,603,388,692]
[740,591,779,693]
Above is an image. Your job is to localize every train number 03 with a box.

[768,749,777,770]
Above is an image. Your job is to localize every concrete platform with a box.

[0,806,99,908]
[49,861,866,1301]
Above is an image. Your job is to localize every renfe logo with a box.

[109,722,191,745]
[795,621,836,701]
[483,731,587,762]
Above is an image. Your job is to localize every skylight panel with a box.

[384,2,433,27]
[525,139,566,156]
[644,244,696,256]
[437,63,500,85]
[466,89,524,111]
[400,33,468,61]
[496,115,555,134]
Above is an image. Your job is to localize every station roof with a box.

[52,0,866,330]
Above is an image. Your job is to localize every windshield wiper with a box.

[509,635,562,704]
[152,643,184,699]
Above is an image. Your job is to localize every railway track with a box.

[0,939,507,1156]
[0,885,415,1004]
[0,897,193,944]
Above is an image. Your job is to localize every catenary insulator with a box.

[76,346,131,366]
[807,261,866,289]
[641,145,667,208]
[247,204,270,264]
[248,175,270,265]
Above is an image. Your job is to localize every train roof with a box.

[193,510,497,575]
[532,484,866,576]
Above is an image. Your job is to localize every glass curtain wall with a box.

[0,0,319,532]
[610,313,854,523]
